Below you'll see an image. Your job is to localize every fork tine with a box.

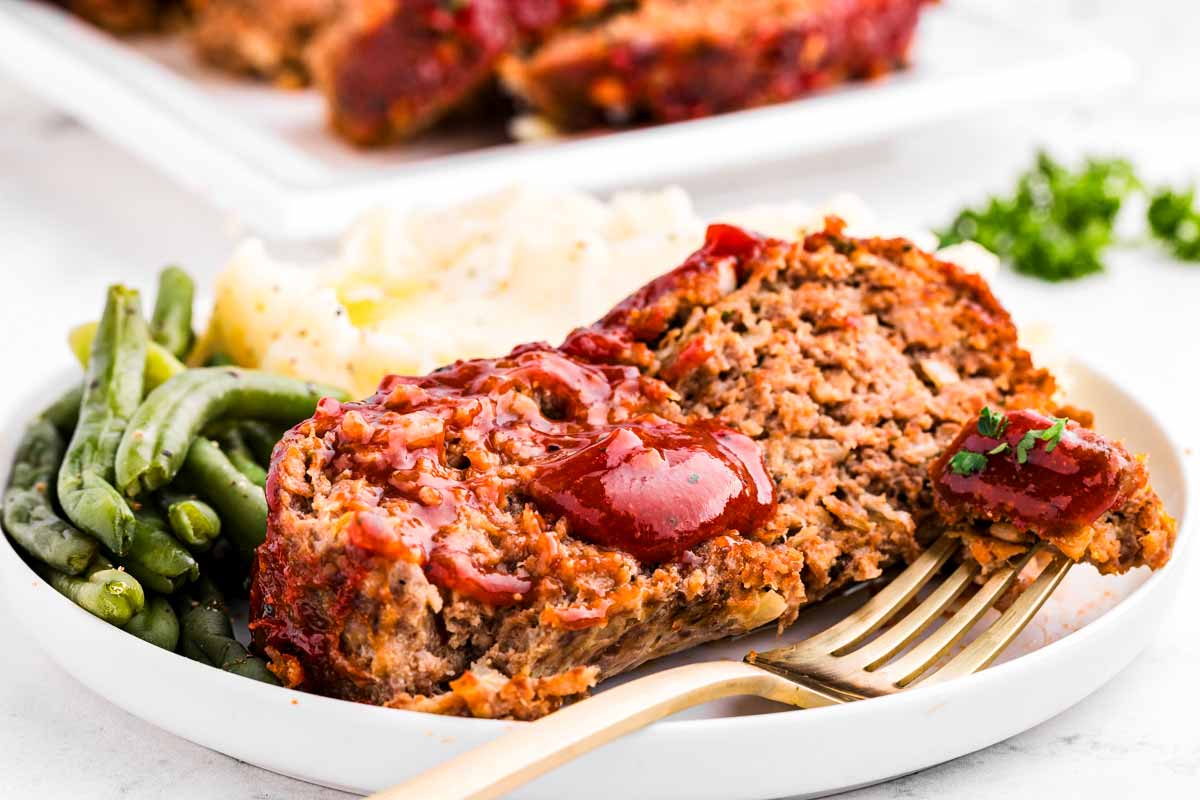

[918,551,1072,686]
[807,533,957,652]
[874,545,1042,686]
[838,560,979,670]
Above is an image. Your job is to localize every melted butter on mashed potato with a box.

[200,186,997,398]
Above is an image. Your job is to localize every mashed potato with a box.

[200,186,995,398]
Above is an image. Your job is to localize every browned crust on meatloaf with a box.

[185,0,342,86]
[251,220,1174,719]
[502,0,929,129]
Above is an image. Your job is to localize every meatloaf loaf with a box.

[312,0,928,144]
[501,0,928,129]
[251,220,1176,719]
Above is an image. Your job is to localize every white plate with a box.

[0,359,1191,798]
[0,3,1133,241]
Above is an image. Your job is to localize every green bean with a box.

[203,419,283,467]
[112,510,199,594]
[2,491,96,574]
[37,555,145,626]
[116,368,347,495]
[149,266,195,360]
[238,421,284,466]
[40,385,83,434]
[177,578,278,684]
[8,419,65,488]
[3,419,98,574]
[177,438,266,559]
[195,537,249,600]
[115,560,186,595]
[57,286,147,556]
[160,490,221,551]
[215,426,267,487]
[124,595,179,650]
[69,321,185,392]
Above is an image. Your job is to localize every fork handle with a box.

[369,660,836,800]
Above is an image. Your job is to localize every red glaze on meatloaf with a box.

[310,0,626,145]
[502,0,930,128]
[251,220,1175,718]
[931,408,1174,572]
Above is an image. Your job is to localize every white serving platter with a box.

[0,358,1190,799]
[0,2,1133,241]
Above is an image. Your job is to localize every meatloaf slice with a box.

[185,0,343,86]
[310,0,627,145]
[501,0,930,129]
[251,220,1176,719]
[307,0,514,145]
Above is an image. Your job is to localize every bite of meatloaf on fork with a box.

[929,406,1174,574]
[250,219,1176,719]
[501,0,930,129]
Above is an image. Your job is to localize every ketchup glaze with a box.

[528,421,774,563]
[285,225,778,607]
[931,408,1131,537]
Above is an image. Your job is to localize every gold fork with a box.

[371,532,1072,800]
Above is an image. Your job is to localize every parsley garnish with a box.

[948,410,1069,476]
[1041,417,1067,452]
[949,450,988,476]
[977,407,1009,439]
[1015,432,1037,464]
[940,152,1200,278]
[939,153,1139,281]
[947,408,1010,475]
[1148,186,1200,262]
[1015,416,1068,464]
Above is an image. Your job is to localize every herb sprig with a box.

[1147,186,1200,261]
[949,450,988,476]
[977,407,1009,439]
[1015,416,1067,464]
[948,406,1012,477]
[939,153,1138,281]
[946,408,1069,476]
[939,152,1200,280]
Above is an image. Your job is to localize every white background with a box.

[1,0,1198,797]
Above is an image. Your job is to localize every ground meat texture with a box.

[251,219,1176,719]
[310,0,627,145]
[501,0,929,129]
[185,0,342,86]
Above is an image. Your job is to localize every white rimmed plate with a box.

[0,359,1190,799]
[0,3,1133,241]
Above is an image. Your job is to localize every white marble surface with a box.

[1,1,1198,797]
